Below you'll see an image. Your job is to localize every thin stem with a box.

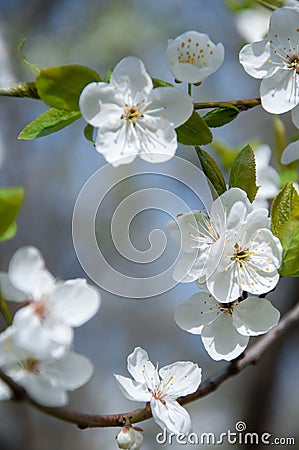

[255,0,277,11]
[0,301,298,429]
[194,97,261,111]
[0,294,13,325]
[188,83,192,97]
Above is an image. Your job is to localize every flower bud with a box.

[116,425,143,449]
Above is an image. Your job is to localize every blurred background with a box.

[0,0,298,449]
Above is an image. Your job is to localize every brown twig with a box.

[0,301,298,429]
[193,98,261,111]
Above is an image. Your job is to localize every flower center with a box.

[151,375,174,403]
[31,300,49,321]
[231,243,253,267]
[288,55,299,74]
[21,357,40,374]
[122,106,143,125]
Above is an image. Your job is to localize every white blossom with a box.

[239,7,299,128]
[253,144,280,209]
[79,56,193,166]
[114,347,202,436]
[167,188,252,283]
[174,292,280,361]
[205,208,282,303]
[116,426,144,450]
[0,246,101,358]
[281,139,299,164]
[166,31,224,83]
[0,327,93,406]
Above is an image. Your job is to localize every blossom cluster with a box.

[0,246,101,405]
[79,31,224,167]
[239,4,299,164]
[168,187,282,360]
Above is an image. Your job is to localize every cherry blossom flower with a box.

[253,144,280,209]
[0,327,93,406]
[167,188,252,283]
[166,31,224,83]
[116,425,144,450]
[114,347,202,436]
[281,139,299,164]
[0,246,101,358]
[206,208,282,303]
[79,56,193,166]
[174,292,280,361]
[239,7,299,128]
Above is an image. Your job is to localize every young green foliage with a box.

[36,65,101,111]
[229,144,258,202]
[195,146,227,196]
[203,104,240,128]
[18,108,81,140]
[271,183,299,276]
[0,187,24,242]
[176,110,213,146]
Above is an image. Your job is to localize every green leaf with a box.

[195,146,227,196]
[271,183,299,276]
[18,39,41,75]
[0,187,24,242]
[18,108,81,140]
[176,110,213,146]
[271,182,299,236]
[278,216,299,276]
[203,104,240,128]
[0,223,17,243]
[229,144,258,202]
[36,65,101,111]
[84,124,95,146]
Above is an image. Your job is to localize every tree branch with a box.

[0,301,298,429]
[0,81,261,114]
[193,98,261,111]
[0,82,40,99]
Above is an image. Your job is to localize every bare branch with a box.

[0,301,298,429]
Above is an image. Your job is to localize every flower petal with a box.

[17,373,67,406]
[149,87,193,127]
[0,272,27,302]
[114,374,150,402]
[138,118,178,164]
[261,68,299,114]
[13,306,71,358]
[159,361,201,397]
[174,292,219,334]
[291,105,299,130]
[79,82,122,127]
[49,279,100,327]
[201,313,249,361]
[8,247,55,300]
[239,40,272,79]
[232,297,280,336]
[151,398,192,435]
[110,56,153,97]
[127,347,159,389]
[281,139,299,165]
[41,352,93,389]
